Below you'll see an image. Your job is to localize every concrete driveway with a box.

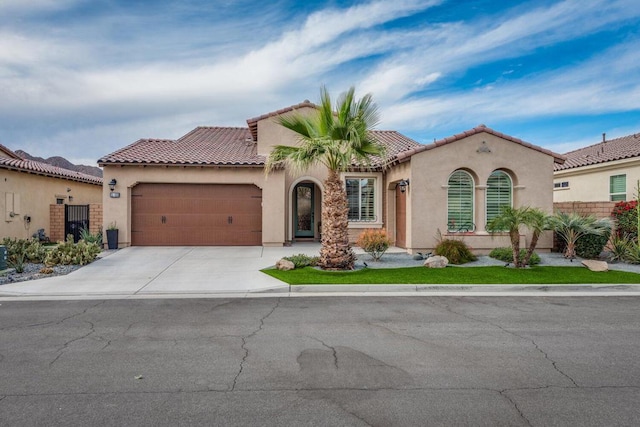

[0,244,321,297]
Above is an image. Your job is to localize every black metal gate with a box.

[65,205,90,243]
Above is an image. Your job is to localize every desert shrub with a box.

[625,241,640,264]
[612,201,638,242]
[45,235,101,266]
[489,247,541,266]
[1,237,47,272]
[356,229,392,261]
[283,253,319,269]
[608,235,631,262]
[575,230,610,259]
[434,239,476,264]
[80,228,103,246]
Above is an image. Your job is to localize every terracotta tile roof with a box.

[98,127,265,166]
[0,156,103,185]
[554,132,640,171]
[0,143,22,159]
[246,100,316,141]
[367,130,421,167]
[393,124,565,165]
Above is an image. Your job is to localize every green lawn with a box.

[262,266,640,285]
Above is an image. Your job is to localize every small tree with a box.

[550,212,613,259]
[487,206,549,267]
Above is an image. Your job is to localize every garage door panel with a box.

[131,183,262,246]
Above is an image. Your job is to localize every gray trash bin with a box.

[0,245,7,270]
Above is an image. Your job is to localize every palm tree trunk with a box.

[522,231,540,266]
[318,170,356,270]
[510,230,521,267]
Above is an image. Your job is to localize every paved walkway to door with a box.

[0,244,322,298]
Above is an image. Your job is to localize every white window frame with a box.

[486,170,513,225]
[610,174,626,201]
[342,172,383,228]
[447,170,475,232]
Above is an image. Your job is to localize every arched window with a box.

[447,170,474,232]
[486,170,512,223]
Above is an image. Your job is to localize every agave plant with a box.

[550,212,613,260]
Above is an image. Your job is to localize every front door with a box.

[294,183,314,238]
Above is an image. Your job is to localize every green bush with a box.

[575,231,610,259]
[434,239,477,264]
[283,253,319,269]
[80,228,103,246]
[608,235,631,262]
[489,247,541,266]
[625,241,640,264]
[45,235,101,266]
[356,229,392,261]
[1,237,47,272]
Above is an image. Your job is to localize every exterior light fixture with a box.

[398,179,410,193]
[108,179,117,191]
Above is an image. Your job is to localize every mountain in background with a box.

[15,150,103,178]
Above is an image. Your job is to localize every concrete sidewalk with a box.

[2,244,640,300]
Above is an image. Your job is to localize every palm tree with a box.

[487,206,535,267]
[265,86,386,270]
[521,208,553,266]
[550,212,613,260]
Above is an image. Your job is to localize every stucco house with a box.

[554,132,640,203]
[1,143,103,240]
[98,101,564,253]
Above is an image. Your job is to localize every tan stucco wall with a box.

[553,158,640,202]
[400,132,556,253]
[256,106,316,156]
[102,165,285,247]
[1,169,102,240]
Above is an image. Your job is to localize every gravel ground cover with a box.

[356,251,640,274]
[0,263,81,285]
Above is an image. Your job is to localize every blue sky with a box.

[1,0,639,165]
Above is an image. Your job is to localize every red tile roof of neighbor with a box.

[393,124,565,165]
[0,155,103,185]
[0,142,22,159]
[554,132,640,171]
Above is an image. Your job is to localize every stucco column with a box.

[475,185,487,232]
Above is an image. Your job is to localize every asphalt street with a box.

[1,296,639,426]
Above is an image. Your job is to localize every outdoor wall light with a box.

[398,179,410,193]
[108,179,117,191]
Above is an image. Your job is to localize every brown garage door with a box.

[131,183,262,246]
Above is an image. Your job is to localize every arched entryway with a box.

[289,178,323,242]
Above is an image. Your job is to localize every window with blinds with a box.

[486,170,512,224]
[447,170,474,232]
[610,174,626,201]
[346,178,376,221]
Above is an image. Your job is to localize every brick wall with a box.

[553,201,616,219]
[89,203,103,235]
[49,205,65,242]
[49,203,103,243]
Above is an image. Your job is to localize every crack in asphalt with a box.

[307,336,339,369]
[2,384,638,398]
[1,300,106,331]
[499,390,533,426]
[430,298,580,387]
[367,321,431,346]
[49,320,96,367]
[230,298,281,391]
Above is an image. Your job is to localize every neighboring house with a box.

[1,143,103,240]
[98,101,564,253]
[554,132,640,203]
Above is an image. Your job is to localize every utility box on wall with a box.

[4,192,20,222]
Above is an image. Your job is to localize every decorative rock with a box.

[424,255,448,268]
[581,259,608,272]
[276,259,295,271]
[412,254,423,260]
